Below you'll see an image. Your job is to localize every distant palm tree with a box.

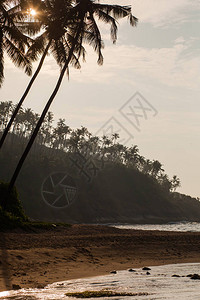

[0,0,83,149]
[9,0,138,189]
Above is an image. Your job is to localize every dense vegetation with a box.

[0,101,180,192]
[1,101,200,224]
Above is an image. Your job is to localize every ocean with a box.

[1,263,200,299]
[112,221,200,232]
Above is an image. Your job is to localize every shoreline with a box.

[1,224,200,292]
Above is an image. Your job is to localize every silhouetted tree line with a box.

[0,100,181,194]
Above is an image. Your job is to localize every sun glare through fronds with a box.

[29,8,37,16]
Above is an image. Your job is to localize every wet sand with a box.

[1,224,200,292]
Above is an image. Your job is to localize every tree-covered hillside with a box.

[1,101,200,224]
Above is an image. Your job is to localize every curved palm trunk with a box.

[0,41,52,149]
[9,20,84,190]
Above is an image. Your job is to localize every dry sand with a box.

[1,224,200,292]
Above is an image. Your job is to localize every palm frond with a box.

[50,38,67,68]
[4,36,32,76]
[3,23,32,48]
[63,37,82,69]
[94,4,138,26]
[94,9,118,43]
[26,32,48,62]
[85,12,104,65]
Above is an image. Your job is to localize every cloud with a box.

[103,0,200,27]
[64,37,200,90]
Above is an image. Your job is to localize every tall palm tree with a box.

[9,0,138,189]
[0,0,35,86]
[0,0,84,149]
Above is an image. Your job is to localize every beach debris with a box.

[12,284,21,290]
[142,267,151,271]
[190,274,200,280]
[110,270,117,274]
[146,271,151,275]
[172,274,180,277]
[128,268,136,272]
[65,290,149,298]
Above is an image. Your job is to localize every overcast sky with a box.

[1,0,200,198]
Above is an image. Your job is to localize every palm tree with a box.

[0,0,33,88]
[9,0,138,189]
[0,0,83,149]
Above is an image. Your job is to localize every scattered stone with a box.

[146,272,151,275]
[110,270,117,274]
[142,267,151,271]
[128,268,136,272]
[12,284,21,290]
[36,284,45,289]
[172,275,180,277]
[16,255,24,260]
[190,274,200,280]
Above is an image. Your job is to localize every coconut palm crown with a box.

[0,0,37,87]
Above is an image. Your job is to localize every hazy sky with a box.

[1,0,200,197]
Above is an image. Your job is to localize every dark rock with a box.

[36,284,45,289]
[110,270,117,274]
[142,267,151,271]
[12,284,21,290]
[186,274,193,277]
[128,269,136,272]
[16,255,24,260]
[146,272,151,275]
[190,274,200,280]
[172,275,180,277]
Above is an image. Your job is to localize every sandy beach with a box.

[1,224,200,292]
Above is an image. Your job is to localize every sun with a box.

[29,8,37,16]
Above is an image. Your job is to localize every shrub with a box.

[0,182,27,221]
[0,206,23,229]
